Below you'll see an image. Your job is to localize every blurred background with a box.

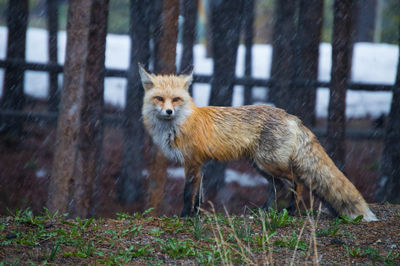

[0,0,399,218]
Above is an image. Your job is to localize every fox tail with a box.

[293,127,377,222]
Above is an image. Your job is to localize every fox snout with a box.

[159,106,175,119]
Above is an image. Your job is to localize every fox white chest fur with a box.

[144,114,185,163]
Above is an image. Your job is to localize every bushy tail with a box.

[293,128,377,222]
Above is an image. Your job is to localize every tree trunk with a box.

[269,0,298,110]
[243,0,254,106]
[327,0,356,170]
[148,0,163,71]
[204,0,212,58]
[48,0,109,217]
[155,0,180,74]
[148,0,180,215]
[375,23,400,203]
[46,0,60,112]
[203,0,244,196]
[291,0,323,127]
[355,0,377,42]
[180,0,198,70]
[0,0,29,136]
[180,0,198,95]
[118,0,151,204]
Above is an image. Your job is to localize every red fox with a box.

[138,65,378,222]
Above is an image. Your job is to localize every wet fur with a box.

[139,67,377,222]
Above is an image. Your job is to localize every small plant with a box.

[120,224,142,237]
[316,217,341,237]
[116,212,133,220]
[344,245,363,257]
[149,227,163,237]
[75,216,95,233]
[384,249,399,266]
[340,215,363,224]
[43,242,60,262]
[362,247,400,266]
[8,208,42,227]
[364,247,381,265]
[192,216,206,240]
[133,208,154,220]
[254,231,276,248]
[159,237,197,259]
[273,230,307,251]
[260,208,297,231]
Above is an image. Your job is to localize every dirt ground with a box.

[1,203,399,265]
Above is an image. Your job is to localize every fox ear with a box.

[138,63,154,90]
[180,65,194,89]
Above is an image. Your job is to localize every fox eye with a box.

[172,97,182,102]
[154,96,164,102]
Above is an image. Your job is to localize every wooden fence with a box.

[0,59,389,139]
[1,0,399,213]
[1,1,394,137]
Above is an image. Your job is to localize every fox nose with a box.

[166,109,173,115]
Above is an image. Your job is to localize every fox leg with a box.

[250,161,290,210]
[181,163,202,217]
[287,182,304,215]
[262,177,286,210]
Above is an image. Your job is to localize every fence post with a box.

[202,0,244,198]
[291,0,323,127]
[327,0,356,170]
[269,0,297,110]
[118,0,151,204]
[180,0,198,95]
[46,0,60,112]
[0,0,29,136]
[243,0,254,106]
[48,0,109,217]
[180,0,198,69]
[375,22,400,204]
[147,0,180,215]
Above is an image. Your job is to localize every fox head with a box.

[139,64,194,123]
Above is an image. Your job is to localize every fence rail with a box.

[0,59,394,91]
[0,57,392,141]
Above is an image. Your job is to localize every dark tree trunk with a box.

[148,0,163,72]
[180,0,198,95]
[0,0,29,136]
[327,0,356,170]
[203,0,244,195]
[180,0,198,69]
[355,0,377,42]
[155,0,180,74]
[48,0,109,217]
[118,0,151,204]
[243,0,254,106]
[74,0,109,217]
[204,0,212,58]
[291,0,323,127]
[209,0,244,106]
[375,24,400,204]
[46,0,60,112]
[148,0,180,215]
[269,0,298,110]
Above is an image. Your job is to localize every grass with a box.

[0,206,399,265]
